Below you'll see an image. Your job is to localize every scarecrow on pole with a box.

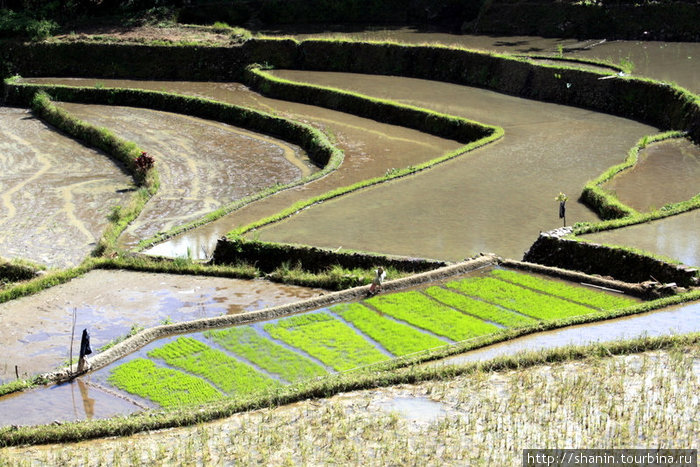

[556,192,568,227]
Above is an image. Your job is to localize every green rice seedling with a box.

[423,286,538,327]
[446,277,596,320]
[149,337,280,395]
[206,326,326,382]
[332,302,447,356]
[490,269,637,309]
[264,312,389,371]
[365,291,499,341]
[107,358,222,407]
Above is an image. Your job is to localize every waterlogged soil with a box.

[581,210,700,267]
[280,28,700,93]
[22,78,462,259]
[2,346,697,465]
[0,107,133,268]
[0,379,141,427]
[602,138,700,212]
[0,269,323,384]
[431,300,700,367]
[253,70,656,260]
[52,102,314,248]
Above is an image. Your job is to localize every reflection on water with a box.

[253,70,654,261]
[602,138,700,212]
[432,300,700,367]
[0,270,323,384]
[582,210,700,267]
[0,378,140,427]
[376,396,447,422]
[276,28,700,93]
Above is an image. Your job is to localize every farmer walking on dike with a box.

[369,266,386,295]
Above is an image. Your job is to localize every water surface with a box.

[431,300,700,367]
[0,269,323,383]
[602,137,700,212]
[582,210,700,267]
[254,70,656,260]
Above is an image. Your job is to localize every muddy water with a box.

[0,269,323,384]
[582,210,700,267]
[53,102,313,248]
[431,300,700,367]
[602,137,700,212]
[250,70,655,260]
[0,107,133,268]
[280,29,700,93]
[0,378,140,427]
[23,78,461,259]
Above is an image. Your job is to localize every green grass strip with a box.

[332,302,447,356]
[264,312,389,371]
[365,291,499,341]
[205,326,326,383]
[107,358,222,408]
[148,337,280,395]
[491,269,637,310]
[423,285,538,328]
[447,277,597,320]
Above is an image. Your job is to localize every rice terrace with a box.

[0,0,698,465]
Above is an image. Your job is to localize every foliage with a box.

[366,291,500,341]
[490,269,637,310]
[332,303,447,356]
[108,358,222,408]
[423,285,538,327]
[206,326,326,383]
[0,9,58,40]
[264,312,389,371]
[134,151,155,172]
[148,337,279,395]
[446,277,597,320]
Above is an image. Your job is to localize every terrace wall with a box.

[2,40,698,144]
[523,230,699,288]
[211,238,449,273]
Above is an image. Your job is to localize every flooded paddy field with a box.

[431,299,700,367]
[2,29,698,445]
[253,70,656,260]
[53,102,315,249]
[0,269,322,384]
[0,265,644,425]
[281,29,700,93]
[582,209,700,267]
[0,107,133,268]
[22,78,462,259]
[602,137,700,213]
[3,344,696,465]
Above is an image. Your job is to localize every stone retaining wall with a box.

[211,238,449,273]
[523,230,699,288]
